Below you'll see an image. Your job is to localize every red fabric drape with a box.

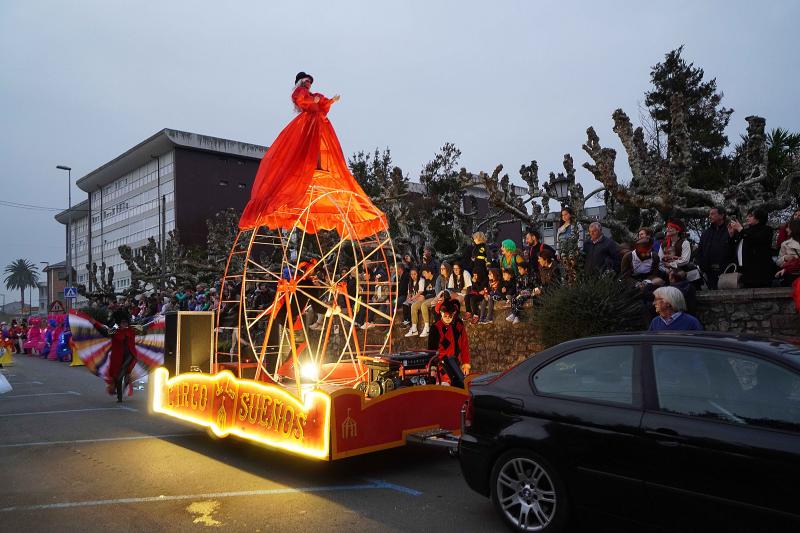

[239,87,387,240]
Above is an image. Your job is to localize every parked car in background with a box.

[459,332,800,532]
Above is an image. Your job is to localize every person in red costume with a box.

[239,71,383,239]
[105,310,138,402]
[427,297,471,377]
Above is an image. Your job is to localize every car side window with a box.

[652,345,800,432]
[532,345,635,405]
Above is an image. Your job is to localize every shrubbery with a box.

[532,274,647,348]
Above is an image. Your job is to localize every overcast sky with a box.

[1,0,798,305]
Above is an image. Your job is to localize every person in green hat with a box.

[499,239,525,276]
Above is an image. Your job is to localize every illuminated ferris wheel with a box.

[215,185,396,393]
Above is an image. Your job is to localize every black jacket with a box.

[697,222,735,273]
[583,235,620,274]
[733,223,776,288]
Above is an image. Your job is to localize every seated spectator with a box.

[536,248,562,290]
[729,207,777,288]
[420,245,439,275]
[509,261,536,324]
[401,267,420,326]
[465,268,488,324]
[406,266,437,337]
[696,206,735,290]
[621,237,663,287]
[447,261,472,304]
[499,239,525,276]
[583,222,620,274]
[658,219,701,284]
[775,219,800,286]
[500,267,517,307]
[775,209,800,250]
[478,268,502,324]
[523,228,556,272]
[648,286,703,331]
[638,226,660,254]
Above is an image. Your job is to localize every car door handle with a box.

[645,428,688,447]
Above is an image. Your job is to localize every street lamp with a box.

[56,165,72,310]
[39,262,49,313]
[548,173,571,202]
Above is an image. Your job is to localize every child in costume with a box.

[508,262,536,324]
[427,298,471,381]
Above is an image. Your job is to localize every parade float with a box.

[150,73,466,460]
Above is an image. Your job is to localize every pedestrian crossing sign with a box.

[64,287,78,299]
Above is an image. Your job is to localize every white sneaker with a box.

[512,316,520,324]
[505,314,515,322]
[419,325,430,338]
[405,326,419,337]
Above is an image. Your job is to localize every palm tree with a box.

[4,259,39,313]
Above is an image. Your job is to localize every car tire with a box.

[490,449,568,533]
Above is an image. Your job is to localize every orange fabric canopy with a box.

[239,87,387,240]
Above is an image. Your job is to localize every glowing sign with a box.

[151,368,331,459]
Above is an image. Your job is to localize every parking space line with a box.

[1,392,81,399]
[0,433,200,449]
[0,481,423,512]
[0,406,136,417]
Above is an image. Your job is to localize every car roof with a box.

[548,331,800,368]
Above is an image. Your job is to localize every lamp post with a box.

[56,165,72,310]
[548,173,571,203]
[39,262,49,313]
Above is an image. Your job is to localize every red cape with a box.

[239,87,387,239]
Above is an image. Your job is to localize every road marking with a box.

[0,481,423,512]
[1,391,81,399]
[6,381,43,385]
[0,432,200,448]
[186,500,222,526]
[0,406,136,418]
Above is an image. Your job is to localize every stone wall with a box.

[695,287,800,339]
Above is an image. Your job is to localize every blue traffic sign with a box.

[64,287,78,299]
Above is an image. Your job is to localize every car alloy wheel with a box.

[491,450,563,532]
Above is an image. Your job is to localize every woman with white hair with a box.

[648,286,703,331]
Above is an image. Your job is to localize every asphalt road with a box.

[0,355,510,533]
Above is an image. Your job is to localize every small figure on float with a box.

[428,295,471,386]
[0,322,14,367]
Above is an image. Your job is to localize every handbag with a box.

[717,263,742,290]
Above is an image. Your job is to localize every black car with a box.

[459,332,800,532]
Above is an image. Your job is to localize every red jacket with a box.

[426,319,470,365]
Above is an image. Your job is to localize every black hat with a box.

[295,71,313,84]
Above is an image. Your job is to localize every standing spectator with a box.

[447,261,472,305]
[470,232,490,276]
[556,207,580,259]
[522,229,556,272]
[648,286,703,331]
[729,207,776,288]
[696,206,735,289]
[499,239,525,276]
[465,269,487,323]
[775,219,800,285]
[406,266,437,338]
[583,222,619,274]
